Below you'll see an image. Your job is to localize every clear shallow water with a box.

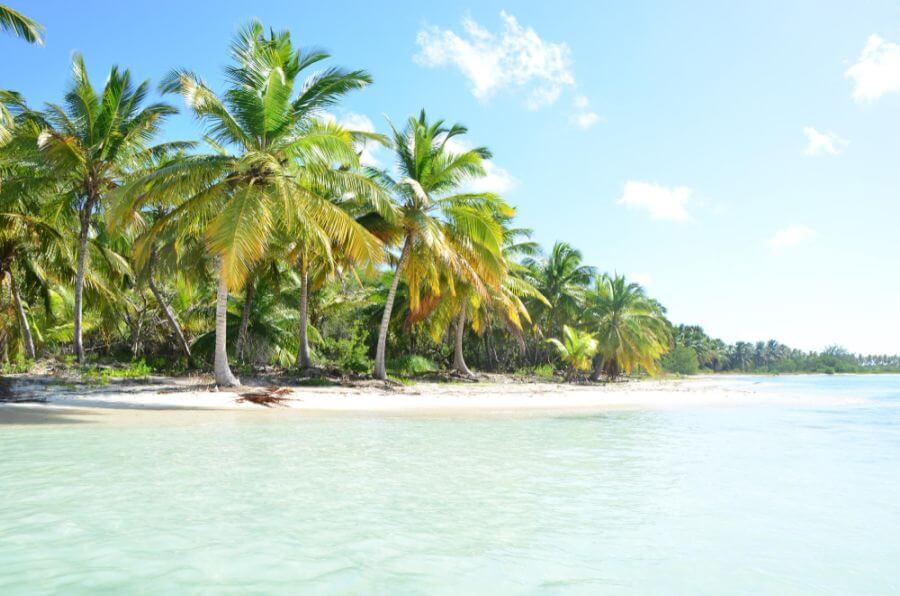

[1,376,899,594]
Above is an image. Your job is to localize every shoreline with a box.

[0,373,867,418]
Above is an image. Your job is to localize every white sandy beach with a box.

[0,373,841,419]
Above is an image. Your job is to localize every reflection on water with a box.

[1,376,899,594]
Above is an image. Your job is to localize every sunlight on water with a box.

[2,376,899,594]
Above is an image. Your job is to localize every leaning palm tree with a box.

[547,325,598,381]
[420,217,546,378]
[368,110,507,380]
[0,4,43,44]
[585,273,672,380]
[117,22,390,386]
[25,55,176,363]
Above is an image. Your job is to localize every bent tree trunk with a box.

[147,270,192,365]
[9,272,35,360]
[73,203,92,364]
[214,268,239,387]
[235,277,255,363]
[373,236,411,380]
[452,306,474,378]
[295,259,312,370]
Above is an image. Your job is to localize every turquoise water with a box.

[1,375,899,594]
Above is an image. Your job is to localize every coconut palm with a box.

[368,110,507,380]
[585,273,671,380]
[426,220,546,377]
[524,241,596,339]
[20,54,176,363]
[117,22,389,385]
[547,325,598,381]
[0,4,43,44]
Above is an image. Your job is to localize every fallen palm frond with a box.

[235,386,293,407]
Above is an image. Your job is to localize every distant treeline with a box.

[663,325,900,375]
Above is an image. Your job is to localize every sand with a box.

[0,373,801,419]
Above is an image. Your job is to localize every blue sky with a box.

[3,0,900,353]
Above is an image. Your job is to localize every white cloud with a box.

[478,160,517,193]
[569,95,602,129]
[571,111,600,129]
[845,34,900,102]
[768,225,817,250]
[414,11,575,109]
[320,111,382,167]
[629,272,653,287]
[803,126,847,156]
[617,181,691,222]
[444,137,517,193]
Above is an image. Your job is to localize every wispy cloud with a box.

[569,95,602,129]
[617,181,691,222]
[414,11,575,110]
[768,225,817,250]
[845,34,900,102]
[803,126,847,156]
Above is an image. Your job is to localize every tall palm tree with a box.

[585,273,671,380]
[368,110,506,380]
[23,54,176,363]
[429,220,546,377]
[524,241,596,339]
[0,4,43,44]
[118,22,389,386]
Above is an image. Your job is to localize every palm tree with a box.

[547,325,598,381]
[585,273,671,380]
[118,22,389,386]
[0,4,43,44]
[23,54,176,364]
[524,242,595,339]
[369,110,506,380]
[444,221,547,377]
[0,211,63,359]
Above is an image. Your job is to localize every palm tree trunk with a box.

[235,277,255,363]
[9,272,35,359]
[1,274,9,363]
[590,354,603,382]
[373,236,411,380]
[147,266,192,365]
[214,267,239,387]
[295,258,312,370]
[73,204,91,364]
[452,306,474,378]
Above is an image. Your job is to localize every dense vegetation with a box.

[1,11,896,383]
[664,325,900,375]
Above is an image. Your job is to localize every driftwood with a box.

[235,386,293,407]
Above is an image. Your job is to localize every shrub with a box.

[387,355,438,377]
[317,323,372,373]
[662,346,700,375]
[515,363,556,379]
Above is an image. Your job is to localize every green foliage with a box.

[514,363,556,379]
[0,359,32,374]
[586,274,671,378]
[387,355,438,377]
[81,359,153,384]
[670,326,898,374]
[317,323,372,373]
[547,325,598,375]
[662,346,700,375]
